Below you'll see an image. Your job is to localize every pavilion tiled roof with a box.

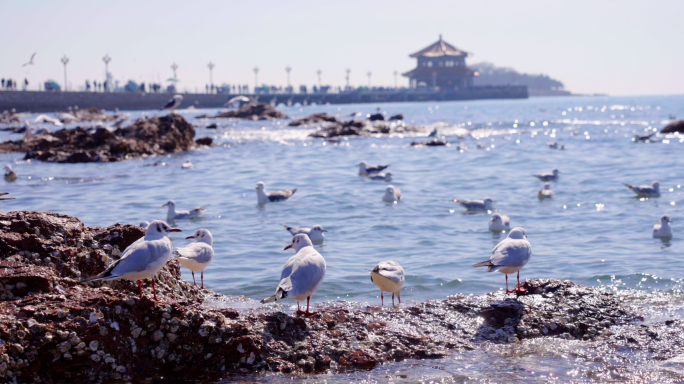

[409,36,470,58]
[402,66,475,77]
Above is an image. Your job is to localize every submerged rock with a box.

[388,114,404,121]
[214,103,288,120]
[410,139,449,147]
[309,120,419,138]
[661,120,684,133]
[0,114,196,163]
[368,113,384,121]
[288,113,337,127]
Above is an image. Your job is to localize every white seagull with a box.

[358,161,390,175]
[22,53,36,67]
[473,227,532,294]
[489,213,511,232]
[161,95,183,111]
[82,220,181,301]
[369,261,405,306]
[538,183,554,199]
[162,200,208,220]
[174,228,214,288]
[282,224,328,244]
[368,172,392,182]
[261,234,326,315]
[533,169,560,182]
[624,180,661,197]
[4,165,17,182]
[653,215,673,238]
[383,185,401,203]
[455,198,494,211]
[181,160,194,169]
[256,181,297,204]
[34,114,63,126]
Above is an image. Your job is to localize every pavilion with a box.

[402,35,475,90]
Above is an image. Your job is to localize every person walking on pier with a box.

[23,78,28,91]
[86,80,91,92]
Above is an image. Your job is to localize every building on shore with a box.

[402,35,475,90]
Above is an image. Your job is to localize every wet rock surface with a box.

[309,120,419,138]
[0,111,21,124]
[410,139,449,147]
[0,114,196,163]
[60,107,121,124]
[661,120,684,133]
[288,113,337,127]
[0,210,676,383]
[214,103,288,120]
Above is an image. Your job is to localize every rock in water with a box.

[410,139,449,147]
[368,113,384,121]
[388,114,404,121]
[289,113,337,127]
[214,103,288,120]
[0,114,196,163]
[661,120,684,133]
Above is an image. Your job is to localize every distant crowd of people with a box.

[1,78,29,91]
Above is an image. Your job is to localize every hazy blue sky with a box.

[1,0,682,95]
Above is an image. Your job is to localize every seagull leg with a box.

[304,296,316,316]
[506,274,514,293]
[392,293,396,306]
[381,292,384,306]
[516,271,527,294]
[398,292,401,304]
[152,279,158,302]
[296,301,305,315]
[192,271,196,286]
[201,272,204,289]
[138,280,142,299]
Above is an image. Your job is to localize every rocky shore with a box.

[0,114,201,163]
[213,103,288,120]
[0,210,679,383]
[661,120,684,133]
[309,120,420,138]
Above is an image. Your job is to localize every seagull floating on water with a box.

[473,227,532,294]
[538,183,554,199]
[282,224,327,244]
[489,213,511,232]
[82,220,181,301]
[261,234,326,315]
[174,228,214,288]
[367,172,392,182]
[383,185,401,203]
[358,161,390,175]
[181,160,193,169]
[455,198,494,211]
[161,95,183,111]
[162,200,208,220]
[256,181,297,204]
[548,142,559,149]
[4,165,17,182]
[653,215,673,238]
[533,169,560,182]
[624,180,661,198]
[369,261,405,306]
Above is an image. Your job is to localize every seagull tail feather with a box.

[473,260,493,268]
[281,224,292,231]
[290,188,297,196]
[623,183,635,191]
[260,287,288,304]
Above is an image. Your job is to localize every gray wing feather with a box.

[174,243,213,263]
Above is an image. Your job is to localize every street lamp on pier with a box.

[253,66,259,93]
[207,61,214,93]
[316,69,321,89]
[102,54,111,92]
[285,65,291,90]
[345,68,350,89]
[367,71,372,88]
[394,70,398,89]
[60,55,69,92]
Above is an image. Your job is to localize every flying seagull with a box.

[22,53,36,67]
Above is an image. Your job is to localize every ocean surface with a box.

[2,95,684,382]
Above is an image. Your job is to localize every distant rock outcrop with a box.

[214,103,288,120]
[410,139,449,147]
[309,120,421,138]
[661,120,684,134]
[0,114,196,163]
[288,113,337,127]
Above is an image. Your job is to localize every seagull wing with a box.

[375,261,405,284]
[268,189,297,202]
[174,243,213,264]
[489,239,531,271]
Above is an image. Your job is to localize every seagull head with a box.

[483,197,494,205]
[385,185,396,197]
[139,221,150,229]
[173,95,183,101]
[284,233,313,251]
[256,181,265,191]
[508,227,527,240]
[652,181,660,189]
[161,200,176,208]
[357,161,367,170]
[661,215,673,224]
[311,225,328,233]
[146,220,181,237]
[552,169,560,175]
[384,172,392,181]
[490,213,502,223]
[186,228,213,245]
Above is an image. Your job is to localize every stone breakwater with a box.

[0,211,680,383]
[0,114,205,163]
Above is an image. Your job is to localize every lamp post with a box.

[171,62,178,80]
[60,55,69,92]
[345,68,350,90]
[394,70,398,89]
[102,54,111,92]
[285,65,291,90]
[367,71,371,88]
[253,66,259,93]
[207,61,214,93]
[316,69,321,89]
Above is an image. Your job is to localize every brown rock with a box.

[214,103,288,120]
[661,120,684,133]
[289,113,337,127]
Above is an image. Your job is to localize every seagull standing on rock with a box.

[383,185,401,203]
[624,180,661,197]
[653,215,673,238]
[282,224,327,244]
[174,229,214,288]
[261,234,326,315]
[161,95,183,111]
[455,198,494,211]
[473,227,532,294]
[358,161,390,176]
[82,220,181,301]
[162,200,208,220]
[256,181,297,204]
[533,169,560,182]
[489,213,511,232]
[369,261,405,306]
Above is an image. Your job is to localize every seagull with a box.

[139,221,150,229]
[4,165,17,182]
[256,181,297,204]
[162,200,208,220]
[224,95,252,108]
[260,234,326,315]
[0,192,14,204]
[489,213,511,232]
[473,227,532,294]
[367,172,392,182]
[181,160,193,169]
[82,220,181,301]
[633,133,655,142]
[538,183,554,199]
[34,114,63,126]
[174,228,214,288]
[455,198,494,211]
[548,142,559,149]
[383,185,401,203]
[22,53,36,67]
[161,95,183,111]
[369,261,405,306]
[624,180,661,197]
[653,215,673,238]
[533,169,560,182]
[428,128,438,137]
[282,224,327,244]
[358,161,390,175]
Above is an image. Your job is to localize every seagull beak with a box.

[185,235,195,239]
[284,244,293,250]
[161,203,168,207]
[322,229,328,232]
[168,229,182,233]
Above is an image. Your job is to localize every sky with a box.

[1,0,683,96]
